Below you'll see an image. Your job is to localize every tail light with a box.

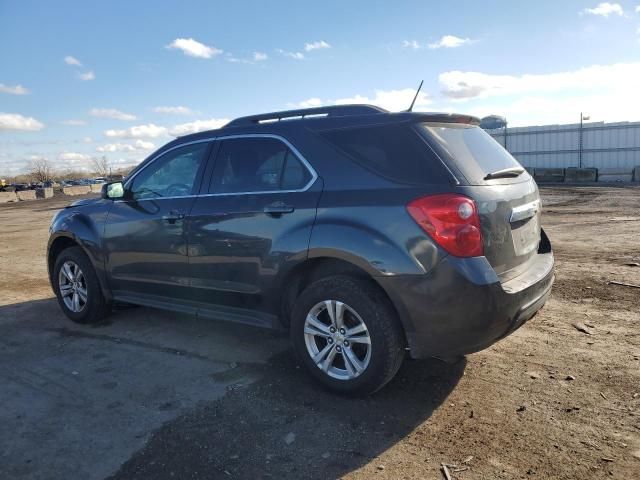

[407,194,484,257]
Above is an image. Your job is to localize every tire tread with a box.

[53,246,111,324]
[291,275,405,395]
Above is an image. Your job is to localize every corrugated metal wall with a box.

[488,121,640,169]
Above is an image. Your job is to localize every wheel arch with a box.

[48,235,80,279]
[277,256,408,346]
[47,233,112,301]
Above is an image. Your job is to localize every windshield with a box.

[419,123,524,184]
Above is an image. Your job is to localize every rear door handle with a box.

[263,202,295,216]
[162,210,186,224]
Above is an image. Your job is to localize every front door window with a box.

[129,143,208,200]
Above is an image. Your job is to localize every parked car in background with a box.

[47,105,554,394]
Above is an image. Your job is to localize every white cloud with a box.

[96,140,155,153]
[0,83,29,95]
[64,56,82,66]
[166,38,222,59]
[79,71,95,81]
[636,5,640,13]
[581,3,624,17]
[134,139,155,150]
[59,152,91,161]
[277,49,304,60]
[279,41,329,59]
[227,51,269,64]
[253,52,268,61]
[402,40,421,49]
[55,152,93,171]
[61,119,86,126]
[226,55,252,64]
[334,88,431,112]
[90,108,136,121]
[96,143,135,153]
[293,88,431,112]
[428,35,472,49]
[304,40,331,52]
[153,106,194,115]
[0,113,45,131]
[435,62,640,126]
[439,62,640,100]
[168,118,229,137]
[294,97,323,109]
[457,92,640,127]
[105,123,168,139]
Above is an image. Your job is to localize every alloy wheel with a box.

[58,260,88,313]
[303,300,372,380]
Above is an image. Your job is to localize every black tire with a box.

[290,275,405,395]
[52,246,111,324]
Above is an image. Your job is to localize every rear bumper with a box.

[377,251,554,359]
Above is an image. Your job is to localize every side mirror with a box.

[102,181,125,200]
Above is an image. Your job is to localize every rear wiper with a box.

[483,167,525,180]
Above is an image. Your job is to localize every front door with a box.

[186,135,321,319]
[104,141,211,301]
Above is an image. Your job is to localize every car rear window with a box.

[320,124,450,185]
[419,123,523,184]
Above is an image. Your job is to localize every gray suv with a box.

[48,105,554,394]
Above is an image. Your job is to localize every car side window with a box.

[209,137,312,193]
[129,143,208,200]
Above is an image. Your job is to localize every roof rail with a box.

[224,104,386,128]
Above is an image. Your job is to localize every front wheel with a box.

[290,275,405,395]
[52,246,111,324]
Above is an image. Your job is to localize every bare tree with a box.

[28,157,54,183]
[92,155,110,177]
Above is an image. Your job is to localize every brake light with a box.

[407,194,484,257]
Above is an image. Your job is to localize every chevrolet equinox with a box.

[48,105,554,394]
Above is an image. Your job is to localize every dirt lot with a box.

[0,186,639,480]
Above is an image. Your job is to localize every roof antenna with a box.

[406,80,424,112]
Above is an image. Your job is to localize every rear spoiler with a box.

[408,112,481,126]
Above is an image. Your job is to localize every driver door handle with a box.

[263,202,295,216]
[162,210,186,224]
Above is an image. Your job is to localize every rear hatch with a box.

[418,123,542,281]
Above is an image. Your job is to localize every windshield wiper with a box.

[484,166,525,180]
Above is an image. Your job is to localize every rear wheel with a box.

[291,275,405,395]
[53,246,111,324]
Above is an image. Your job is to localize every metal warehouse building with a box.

[486,120,640,171]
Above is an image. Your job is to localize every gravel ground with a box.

[0,186,639,479]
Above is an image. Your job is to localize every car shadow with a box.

[111,344,466,479]
[0,297,465,480]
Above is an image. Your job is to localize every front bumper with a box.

[377,251,554,359]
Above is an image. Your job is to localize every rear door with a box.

[186,135,321,319]
[104,141,211,301]
[419,123,542,281]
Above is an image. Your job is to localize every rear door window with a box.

[320,124,450,184]
[419,123,524,184]
[209,137,313,193]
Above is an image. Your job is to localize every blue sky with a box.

[1,0,639,175]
